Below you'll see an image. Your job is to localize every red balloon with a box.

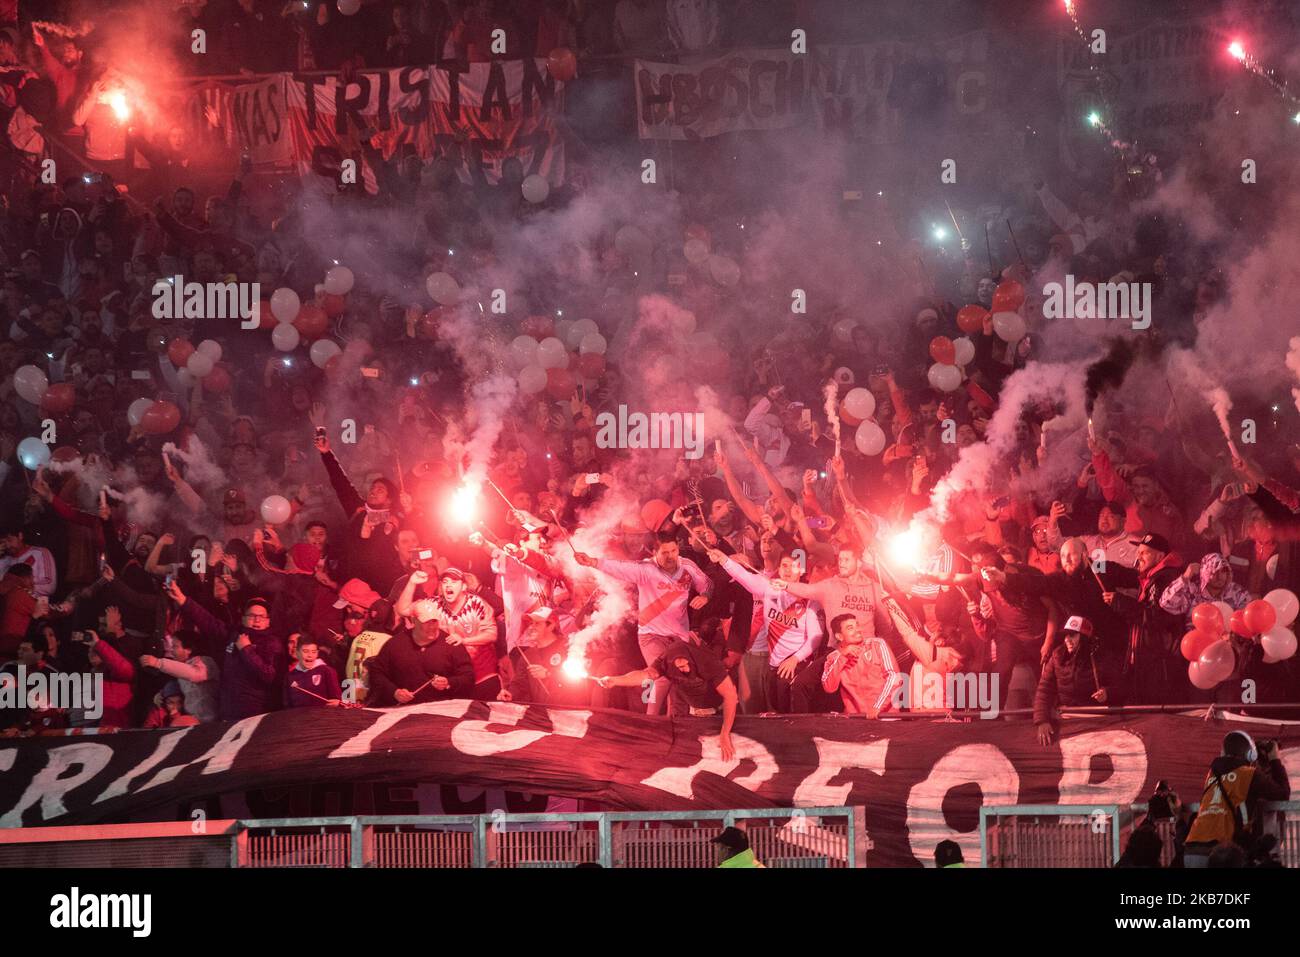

[1229,607,1253,638]
[1244,598,1278,636]
[1180,629,1215,662]
[51,445,81,463]
[39,382,76,414]
[322,294,347,318]
[324,354,343,379]
[167,337,195,367]
[1191,602,1224,636]
[956,304,988,334]
[546,47,577,82]
[929,335,956,365]
[545,366,575,399]
[991,279,1025,313]
[139,400,181,435]
[522,315,555,339]
[293,303,330,341]
[257,300,277,331]
[577,353,605,378]
[203,363,232,394]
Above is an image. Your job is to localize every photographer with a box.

[1183,731,1291,868]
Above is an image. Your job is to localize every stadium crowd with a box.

[0,1,1299,750]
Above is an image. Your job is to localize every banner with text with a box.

[2,705,1296,866]
[182,60,565,189]
[634,35,998,143]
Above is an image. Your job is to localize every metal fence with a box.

[981,801,1300,868]
[0,807,864,869]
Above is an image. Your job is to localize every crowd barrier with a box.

[5,802,1298,867]
[0,807,864,869]
[980,802,1300,867]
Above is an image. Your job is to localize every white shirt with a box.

[0,546,58,597]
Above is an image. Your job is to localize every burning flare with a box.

[561,657,590,681]
[447,483,480,528]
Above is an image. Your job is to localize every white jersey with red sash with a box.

[724,558,823,666]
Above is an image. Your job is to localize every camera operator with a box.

[1183,731,1290,868]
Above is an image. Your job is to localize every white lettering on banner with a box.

[136,715,266,793]
[95,727,192,804]
[0,748,14,774]
[329,701,472,759]
[0,743,114,827]
[1058,730,1148,806]
[640,734,777,799]
[905,743,1020,868]
[793,736,889,806]
[450,702,591,756]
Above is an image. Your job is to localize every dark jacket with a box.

[1033,637,1122,726]
[319,449,405,594]
[366,630,474,706]
[180,598,287,721]
[1106,556,1184,704]
[284,661,343,708]
[503,639,590,707]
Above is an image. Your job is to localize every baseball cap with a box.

[710,826,749,853]
[439,567,466,582]
[333,578,382,610]
[525,606,555,623]
[412,599,439,623]
[1030,515,1050,530]
[223,487,246,504]
[1129,532,1170,553]
[1062,615,1094,637]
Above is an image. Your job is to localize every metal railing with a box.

[981,801,1300,868]
[0,807,864,869]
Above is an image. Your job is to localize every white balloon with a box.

[565,318,598,349]
[1188,660,1218,690]
[854,420,886,456]
[310,339,342,369]
[272,323,301,352]
[1262,626,1297,663]
[260,494,292,525]
[12,365,49,404]
[536,337,569,369]
[927,363,963,392]
[186,351,214,378]
[683,238,709,264]
[952,336,975,366]
[614,224,650,259]
[521,174,550,204]
[197,339,222,361]
[323,265,354,296]
[708,254,740,286]
[127,397,154,427]
[842,387,875,421]
[509,335,540,368]
[337,0,361,15]
[270,287,301,324]
[578,332,607,355]
[426,271,460,305]
[991,311,1026,343]
[17,437,50,470]
[176,368,195,389]
[518,364,547,394]
[1264,588,1300,627]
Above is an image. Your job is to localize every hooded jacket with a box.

[1158,553,1251,626]
[1033,636,1123,725]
